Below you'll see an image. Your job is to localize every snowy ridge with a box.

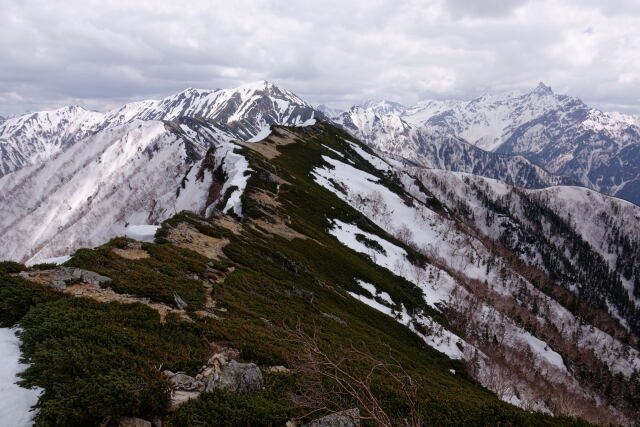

[0,81,326,178]
[0,119,250,264]
[0,106,103,175]
[0,81,331,263]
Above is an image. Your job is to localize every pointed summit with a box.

[360,99,406,115]
[532,82,553,95]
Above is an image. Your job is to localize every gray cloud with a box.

[0,0,638,115]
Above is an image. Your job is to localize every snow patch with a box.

[123,225,160,243]
[26,255,71,267]
[0,328,40,427]
[247,126,272,142]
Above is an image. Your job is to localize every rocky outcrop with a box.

[165,346,264,410]
[205,360,264,393]
[18,267,111,290]
[16,266,191,323]
[303,409,361,427]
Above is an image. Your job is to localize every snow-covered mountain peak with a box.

[532,81,554,95]
[1,82,325,178]
[0,105,105,175]
[360,99,406,116]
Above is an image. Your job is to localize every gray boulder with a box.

[168,372,204,392]
[52,267,111,286]
[206,360,264,393]
[117,417,152,427]
[173,293,188,310]
[303,409,361,427]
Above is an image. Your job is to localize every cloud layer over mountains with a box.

[1,0,639,115]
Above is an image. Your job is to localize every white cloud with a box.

[0,0,638,114]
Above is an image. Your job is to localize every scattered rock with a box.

[126,241,143,250]
[321,312,346,325]
[206,360,264,393]
[291,287,314,303]
[209,342,240,361]
[117,417,152,427]
[18,267,111,290]
[303,409,361,427]
[173,293,188,310]
[167,372,204,392]
[264,365,292,375]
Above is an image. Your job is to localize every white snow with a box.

[26,255,71,267]
[212,142,252,217]
[0,328,40,427]
[329,219,468,359]
[321,144,344,158]
[346,141,391,172]
[248,126,272,142]
[123,225,160,243]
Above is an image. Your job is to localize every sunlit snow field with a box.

[0,328,40,427]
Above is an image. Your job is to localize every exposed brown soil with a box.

[112,248,150,260]
[166,222,230,261]
[236,127,298,159]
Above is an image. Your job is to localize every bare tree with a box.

[285,325,422,427]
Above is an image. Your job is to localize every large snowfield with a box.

[0,328,39,427]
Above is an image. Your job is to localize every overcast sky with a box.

[1,0,639,116]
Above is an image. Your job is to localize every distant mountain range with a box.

[2,82,639,204]
[331,83,640,204]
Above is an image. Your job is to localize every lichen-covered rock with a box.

[50,267,111,286]
[205,360,264,393]
[303,409,361,427]
[167,372,204,392]
[117,417,152,427]
[17,267,111,290]
[173,292,188,310]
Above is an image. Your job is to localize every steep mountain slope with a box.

[0,82,327,264]
[0,106,104,176]
[334,103,574,189]
[0,81,325,178]
[398,166,640,333]
[0,118,251,264]
[2,122,638,426]
[496,107,640,203]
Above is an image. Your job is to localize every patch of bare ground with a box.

[112,248,150,260]
[17,269,191,323]
[251,217,307,241]
[194,268,233,320]
[214,216,243,235]
[166,222,230,261]
[236,127,298,159]
[65,283,191,323]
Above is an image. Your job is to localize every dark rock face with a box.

[303,409,361,427]
[205,360,264,393]
[497,107,640,205]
